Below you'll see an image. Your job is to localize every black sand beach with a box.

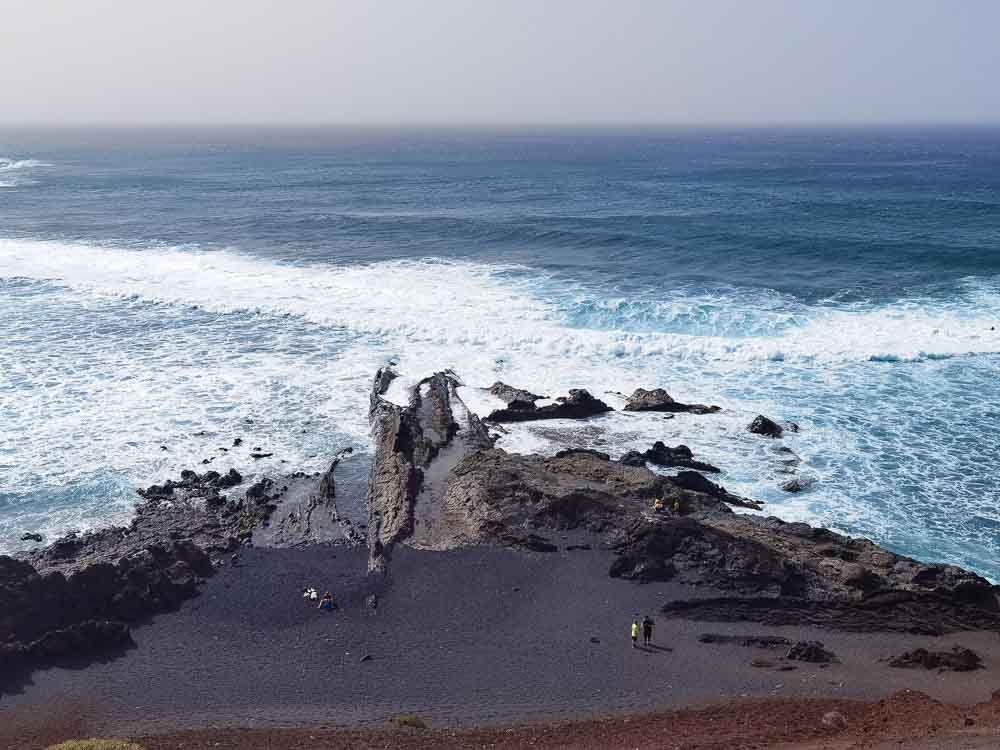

[4,539,999,743]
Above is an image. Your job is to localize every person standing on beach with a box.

[641,615,654,646]
[630,620,639,648]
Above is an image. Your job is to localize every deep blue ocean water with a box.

[1,127,998,578]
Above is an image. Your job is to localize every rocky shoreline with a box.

[3,367,999,691]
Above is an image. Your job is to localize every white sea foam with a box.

[0,158,50,171]
[1,237,999,577]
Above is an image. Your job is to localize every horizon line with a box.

[3,120,1000,131]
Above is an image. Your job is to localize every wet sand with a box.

[3,540,999,746]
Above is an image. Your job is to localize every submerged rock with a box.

[749,415,784,438]
[781,477,815,493]
[486,388,613,423]
[610,518,795,591]
[623,388,720,415]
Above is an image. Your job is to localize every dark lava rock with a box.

[889,646,982,671]
[20,533,43,543]
[367,369,493,572]
[488,382,546,405]
[1,537,211,679]
[667,471,762,510]
[786,640,836,663]
[620,442,721,473]
[233,437,243,447]
[486,389,613,423]
[611,518,797,591]
[250,452,273,459]
[749,415,784,438]
[623,388,720,415]
[245,477,274,500]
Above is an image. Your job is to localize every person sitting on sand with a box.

[642,615,654,646]
[303,587,318,601]
[630,620,639,648]
[318,592,337,611]
[652,497,665,513]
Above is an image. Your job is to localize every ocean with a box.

[1,126,998,579]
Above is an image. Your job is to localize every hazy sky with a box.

[2,0,997,125]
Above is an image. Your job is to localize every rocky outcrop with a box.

[668,471,761,510]
[2,457,349,683]
[486,389,612,423]
[889,646,982,671]
[361,370,1000,635]
[488,382,546,405]
[749,415,784,438]
[619,442,720,473]
[1,537,211,681]
[609,518,797,589]
[252,450,360,547]
[623,388,720,415]
[366,368,492,572]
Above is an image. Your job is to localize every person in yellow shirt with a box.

[630,620,639,648]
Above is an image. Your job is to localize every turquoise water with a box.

[1,127,998,577]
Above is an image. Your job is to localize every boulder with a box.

[749,415,784,438]
[488,382,546,405]
[623,388,720,414]
[786,640,836,663]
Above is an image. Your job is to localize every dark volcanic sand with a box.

[3,541,1000,742]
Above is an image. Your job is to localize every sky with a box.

[1,0,998,126]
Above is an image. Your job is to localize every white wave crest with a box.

[1,238,997,369]
[0,158,50,172]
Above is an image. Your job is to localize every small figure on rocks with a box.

[302,587,318,602]
[318,592,337,611]
[642,615,654,646]
[630,620,639,648]
[652,497,665,514]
